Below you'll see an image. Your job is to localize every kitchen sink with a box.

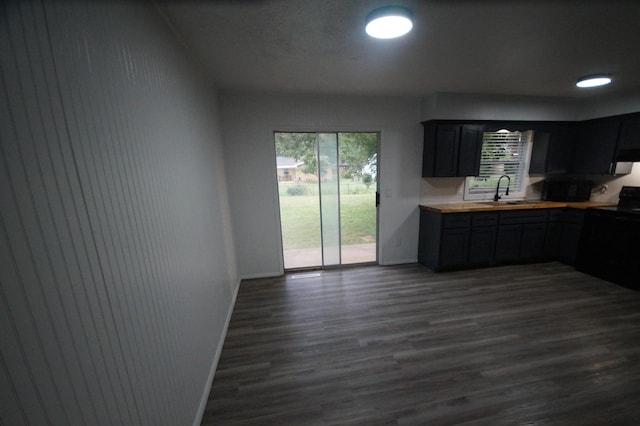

[474,200,543,206]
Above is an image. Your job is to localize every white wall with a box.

[419,92,640,205]
[579,89,640,120]
[0,2,238,425]
[220,92,422,278]
[421,92,580,122]
[585,166,640,203]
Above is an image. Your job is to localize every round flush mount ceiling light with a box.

[365,6,413,39]
[576,74,612,88]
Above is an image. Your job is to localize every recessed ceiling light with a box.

[576,74,612,88]
[365,6,413,39]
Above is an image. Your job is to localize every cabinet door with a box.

[433,125,460,177]
[560,223,583,265]
[520,223,546,260]
[576,213,640,288]
[529,125,574,175]
[617,115,640,160]
[495,225,521,262]
[423,123,460,177]
[529,131,550,175]
[571,119,620,174]
[418,210,438,268]
[458,125,484,177]
[546,125,574,174]
[544,221,563,258]
[440,228,469,268]
[468,227,496,265]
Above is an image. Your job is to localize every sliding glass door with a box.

[275,132,378,270]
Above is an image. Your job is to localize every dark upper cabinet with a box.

[458,125,484,176]
[423,113,639,178]
[616,113,640,161]
[570,117,632,175]
[422,123,483,177]
[423,124,458,177]
[529,123,574,175]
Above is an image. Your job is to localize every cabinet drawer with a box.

[499,210,548,224]
[472,212,498,227]
[443,214,471,228]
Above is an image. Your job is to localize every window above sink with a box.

[464,130,533,201]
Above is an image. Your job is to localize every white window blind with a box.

[464,130,533,200]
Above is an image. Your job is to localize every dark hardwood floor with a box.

[201,262,640,425]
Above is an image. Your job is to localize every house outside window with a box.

[464,130,533,200]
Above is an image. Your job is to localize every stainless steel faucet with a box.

[494,175,511,202]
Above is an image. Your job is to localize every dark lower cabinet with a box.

[418,207,591,271]
[555,209,585,265]
[468,227,496,265]
[544,209,565,257]
[559,223,582,264]
[577,210,640,289]
[495,210,548,263]
[495,225,521,262]
[419,208,552,271]
[520,223,547,259]
[495,223,547,262]
[419,210,497,271]
[440,228,469,268]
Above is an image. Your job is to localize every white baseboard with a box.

[379,258,417,266]
[240,271,283,280]
[192,278,241,426]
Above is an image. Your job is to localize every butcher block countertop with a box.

[419,200,615,213]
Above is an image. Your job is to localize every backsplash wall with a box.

[420,167,640,205]
[420,176,546,204]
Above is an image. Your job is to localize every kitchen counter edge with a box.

[419,201,615,213]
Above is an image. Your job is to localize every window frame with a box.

[463,130,533,201]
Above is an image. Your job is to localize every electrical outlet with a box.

[592,184,609,194]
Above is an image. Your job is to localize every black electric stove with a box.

[587,186,640,218]
[577,186,640,289]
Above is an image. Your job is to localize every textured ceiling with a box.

[158,0,640,98]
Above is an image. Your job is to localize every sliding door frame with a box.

[274,130,380,271]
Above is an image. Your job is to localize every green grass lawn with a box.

[278,187,376,249]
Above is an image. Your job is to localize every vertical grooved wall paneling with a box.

[0,1,239,425]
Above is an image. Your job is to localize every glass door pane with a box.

[275,132,322,269]
[318,133,341,266]
[338,133,378,264]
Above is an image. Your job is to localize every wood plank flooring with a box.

[201,262,640,425]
